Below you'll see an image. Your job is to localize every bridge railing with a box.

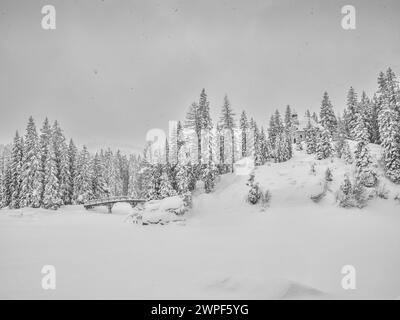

[84,196,145,206]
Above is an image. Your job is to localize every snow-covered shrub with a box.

[354,140,377,187]
[376,184,389,200]
[247,183,262,205]
[310,182,328,203]
[260,190,271,208]
[394,193,400,204]
[325,168,333,182]
[341,140,353,164]
[310,163,316,175]
[246,173,255,186]
[336,175,353,208]
[295,140,303,151]
[336,175,368,208]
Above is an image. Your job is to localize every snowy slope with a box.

[1,145,400,299]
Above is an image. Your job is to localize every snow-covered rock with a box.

[126,195,188,225]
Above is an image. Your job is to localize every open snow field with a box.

[1,147,400,300]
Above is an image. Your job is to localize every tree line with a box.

[0,67,399,210]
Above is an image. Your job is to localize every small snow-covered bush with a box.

[325,167,333,182]
[394,194,400,204]
[260,190,271,208]
[336,175,368,208]
[310,182,328,203]
[247,183,262,205]
[376,184,389,200]
[310,163,316,175]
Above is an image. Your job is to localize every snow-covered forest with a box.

[0,67,399,211]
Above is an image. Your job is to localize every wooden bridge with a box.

[83,196,146,213]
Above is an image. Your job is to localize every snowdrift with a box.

[126,195,188,225]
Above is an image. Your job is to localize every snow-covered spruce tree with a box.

[92,152,109,199]
[1,161,12,208]
[337,175,353,208]
[369,94,381,144]
[341,140,353,164]
[305,124,318,154]
[345,86,358,139]
[268,115,277,149]
[159,168,177,199]
[39,118,52,204]
[67,139,77,204]
[247,182,262,205]
[185,89,212,165]
[284,105,292,131]
[176,163,190,195]
[240,111,249,158]
[202,161,218,193]
[52,121,70,205]
[219,95,236,172]
[42,138,62,210]
[354,140,377,187]
[10,131,24,209]
[259,127,272,163]
[127,154,140,197]
[274,130,291,163]
[378,68,400,183]
[320,91,337,136]
[253,121,262,166]
[311,112,319,124]
[358,91,372,143]
[73,146,93,204]
[20,117,42,208]
[316,128,333,160]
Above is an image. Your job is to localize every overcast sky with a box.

[0,0,399,152]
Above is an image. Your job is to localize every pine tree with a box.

[67,139,77,204]
[176,164,190,195]
[159,167,177,199]
[73,146,93,204]
[345,87,358,138]
[219,95,236,171]
[354,139,377,187]
[92,152,109,199]
[316,128,333,160]
[239,111,249,158]
[52,121,70,205]
[369,94,381,144]
[42,138,62,209]
[341,140,353,164]
[284,105,292,130]
[20,117,42,208]
[10,132,24,208]
[305,124,318,154]
[378,68,400,183]
[320,92,337,136]
[39,118,52,204]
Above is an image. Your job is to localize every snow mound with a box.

[126,195,187,225]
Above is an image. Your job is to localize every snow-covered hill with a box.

[1,144,400,299]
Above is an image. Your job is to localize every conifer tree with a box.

[42,138,62,209]
[240,111,249,158]
[320,92,337,136]
[74,146,93,203]
[345,86,358,138]
[10,132,24,208]
[20,117,42,208]
[67,139,77,204]
[378,68,400,183]
[316,128,333,160]
[305,124,318,154]
[219,95,236,171]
